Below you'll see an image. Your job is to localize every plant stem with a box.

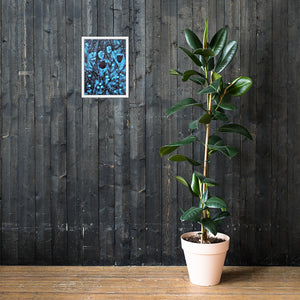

[201,81,213,243]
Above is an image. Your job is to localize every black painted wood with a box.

[0,0,299,266]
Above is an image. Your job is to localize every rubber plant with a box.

[159,18,253,243]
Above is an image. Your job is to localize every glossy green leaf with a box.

[208,136,238,158]
[212,72,222,82]
[198,77,222,95]
[210,27,228,56]
[217,123,253,140]
[175,176,198,197]
[168,154,202,167]
[180,207,203,222]
[202,189,208,203]
[167,98,203,117]
[203,17,208,49]
[201,218,217,235]
[182,70,205,82]
[199,113,212,124]
[194,171,219,186]
[212,110,228,121]
[191,173,200,195]
[159,135,198,157]
[174,176,189,187]
[215,40,238,73]
[207,57,214,71]
[184,28,203,50]
[219,94,237,110]
[169,69,182,76]
[189,77,206,85]
[205,196,227,209]
[179,47,202,67]
[227,76,253,96]
[193,48,215,57]
[212,211,230,226]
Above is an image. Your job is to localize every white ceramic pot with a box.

[181,231,230,286]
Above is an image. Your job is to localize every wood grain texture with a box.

[0,266,299,299]
[0,0,299,266]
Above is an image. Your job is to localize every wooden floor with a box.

[0,266,299,299]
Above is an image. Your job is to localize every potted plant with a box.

[159,18,253,286]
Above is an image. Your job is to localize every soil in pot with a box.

[183,233,225,244]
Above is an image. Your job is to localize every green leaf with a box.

[215,40,238,73]
[202,189,208,203]
[169,69,182,76]
[219,94,237,111]
[203,17,208,49]
[212,72,222,81]
[199,113,212,124]
[194,171,219,186]
[174,176,189,187]
[227,76,253,96]
[217,123,253,140]
[189,119,199,130]
[212,211,230,223]
[208,136,238,158]
[159,135,198,157]
[168,154,201,167]
[193,48,215,57]
[210,27,228,56]
[189,77,206,85]
[182,70,205,82]
[191,173,200,195]
[213,211,230,226]
[175,176,198,197]
[212,110,228,121]
[167,98,203,117]
[205,196,227,209]
[226,146,238,158]
[179,47,202,67]
[198,77,222,95]
[207,57,214,71]
[180,207,203,222]
[201,218,217,235]
[184,28,203,50]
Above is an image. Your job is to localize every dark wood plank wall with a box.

[0,0,299,266]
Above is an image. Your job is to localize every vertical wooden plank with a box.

[49,0,67,265]
[98,0,116,265]
[0,0,2,264]
[81,0,99,265]
[176,0,193,265]
[252,1,273,265]
[271,0,288,265]
[113,0,131,265]
[17,0,35,264]
[161,0,178,265]
[34,0,52,265]
[1,0,19,264]
[66,0,83,265]
[239,0,258,265]
[287,0,300,266]
[145,0,162,265]
[129,0,146,265]
[226,1,245,264]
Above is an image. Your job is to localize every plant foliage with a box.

[159,17,253,243]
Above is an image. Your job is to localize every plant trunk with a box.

[201,92,212,243]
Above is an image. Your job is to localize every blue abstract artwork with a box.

[82,37,128,98]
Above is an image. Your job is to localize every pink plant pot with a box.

[181,232,230,286]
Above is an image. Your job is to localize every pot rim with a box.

[181,231,230,254]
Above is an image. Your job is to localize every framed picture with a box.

[81,36,129,98]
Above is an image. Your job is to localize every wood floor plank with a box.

[0,267,299,299]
